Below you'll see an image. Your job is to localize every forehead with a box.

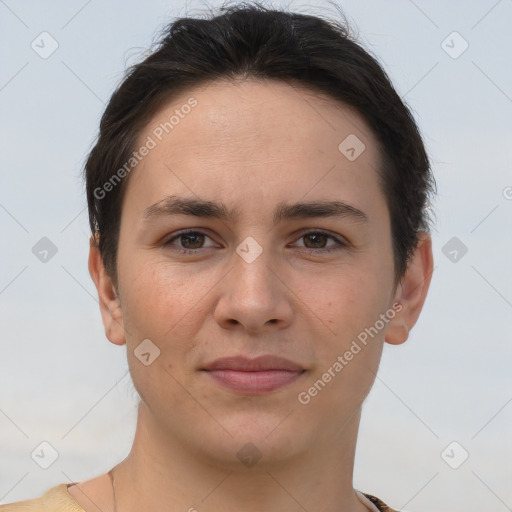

[141,77,379,156]
[125,78,384,221]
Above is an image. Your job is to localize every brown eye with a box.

[177,232,205,249]
[163,229,347,256]
[291,230,347,254]
[163,230,216,254]
[303,232,329,249]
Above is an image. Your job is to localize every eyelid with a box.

[290,227,348,244]
[289,229,348,252]
[163,228,219,248]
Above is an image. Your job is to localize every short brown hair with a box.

[84,1,436,289]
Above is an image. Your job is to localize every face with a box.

[105,78,406,468]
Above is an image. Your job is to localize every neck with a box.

[110,402,369,512]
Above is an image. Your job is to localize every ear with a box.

[88,236,126,346]
[385,231,434,345]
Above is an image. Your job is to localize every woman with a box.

[0,1,434,511]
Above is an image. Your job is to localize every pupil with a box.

[307,234,326,248]
[183,233,203,248]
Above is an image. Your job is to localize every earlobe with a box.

[385,232,434,346]
[88,237,126,346]
[384,304,410,345]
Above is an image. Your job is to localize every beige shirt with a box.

[0,483,401,511]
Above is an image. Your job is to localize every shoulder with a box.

[0,494,44,512]
[0,484,84,512]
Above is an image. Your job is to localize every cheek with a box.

[296,271,388,414]
[121,262,188,338]
[119,263,198,396]
[304,264,387,333]
[118,254,220,365]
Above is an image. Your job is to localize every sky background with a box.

[0,0,511,510]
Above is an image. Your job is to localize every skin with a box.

[74,78,433,512]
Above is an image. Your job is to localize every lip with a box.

[203,355,304,372]
[202,355,305,395]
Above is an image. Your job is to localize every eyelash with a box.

[163,229,348,255]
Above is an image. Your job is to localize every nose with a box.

[213,242,294,334]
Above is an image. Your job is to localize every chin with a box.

[195,412,309,470]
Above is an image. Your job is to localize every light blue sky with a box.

[1,1,511,510]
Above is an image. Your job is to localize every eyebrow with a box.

[142,195,369,225]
